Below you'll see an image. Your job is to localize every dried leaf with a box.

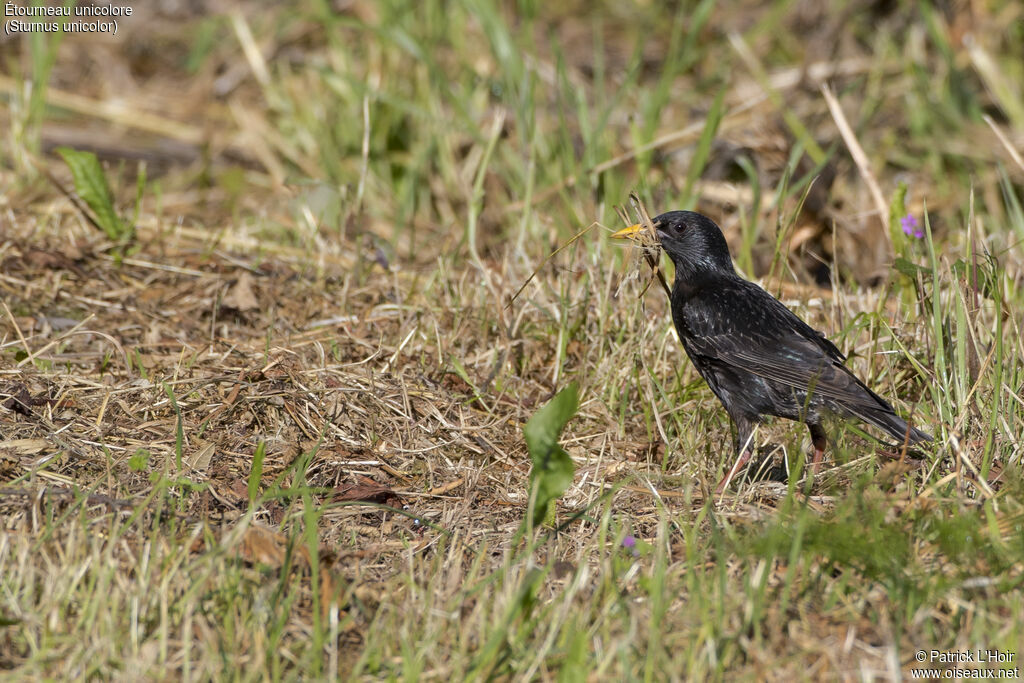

[223,271,259,311]
[333,476,400,505]
[185,442,216,472]
[237,524,288,566]
[0,439,49,455]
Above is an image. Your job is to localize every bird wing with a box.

[678,280,888,410]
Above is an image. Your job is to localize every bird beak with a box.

[609,223,645,240]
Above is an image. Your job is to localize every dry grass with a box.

[2,1,1024,679]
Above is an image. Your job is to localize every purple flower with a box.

[622,535,639,556]
[901,214,924,239]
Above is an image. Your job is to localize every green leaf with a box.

[952,257,997,300]
[889,181,909,253]
[128,448,150,472]
[249,441,266,504]
[680,86,726,209]
[893,256,930,280]
[56,147,132,241]
[523,382,579,525]
[448,354,480,397]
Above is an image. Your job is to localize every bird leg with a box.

[716,448,753,493]
[717,423,756,493]
[808,423,827,476]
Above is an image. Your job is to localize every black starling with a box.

[612,210,931,490]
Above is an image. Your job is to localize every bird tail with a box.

[858,406,932,446]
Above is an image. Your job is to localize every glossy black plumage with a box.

[619,210,931,487]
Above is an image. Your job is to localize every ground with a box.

[1,1,1023,679]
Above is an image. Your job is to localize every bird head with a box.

[611,210,736,280]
